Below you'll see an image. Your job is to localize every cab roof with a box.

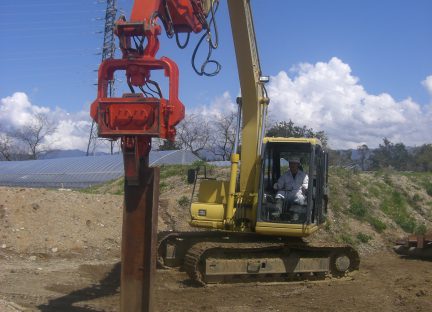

[263,137,322,146]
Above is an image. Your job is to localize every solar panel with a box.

[0,150,200,189]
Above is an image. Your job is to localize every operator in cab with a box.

[273,158,308,218]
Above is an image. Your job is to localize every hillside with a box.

[322,168,432,253]
[1,165,430,258]
[81,165,432,253]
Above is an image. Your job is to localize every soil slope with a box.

[0,167,431,311]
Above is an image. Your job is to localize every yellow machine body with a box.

[190,180,228,229]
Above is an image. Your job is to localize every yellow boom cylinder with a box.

[226,153,240,222]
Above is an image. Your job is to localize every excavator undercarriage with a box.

[158,231,360,285]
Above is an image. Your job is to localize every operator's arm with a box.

[274,174,286,190]
[302,174,309,193]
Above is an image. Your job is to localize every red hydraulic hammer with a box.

[91,60,183,310]
[90,56,184,183]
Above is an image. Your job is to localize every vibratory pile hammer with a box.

[90,0,214,181]
[90,1,216,310]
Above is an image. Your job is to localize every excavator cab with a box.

[255,138,328,236]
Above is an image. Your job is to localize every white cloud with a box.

[422,75,432,96]
[2,58,431,152]
[188,91,236,117]
[0,92,49,129]
[267,57,432,149]
[0,92,91,152]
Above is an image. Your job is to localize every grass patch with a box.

[424,181,432,197]
[79,178,124,195]
[79,184,102,194]
[380,191,417,233]
[160,165,189,180]
[357,233,372,243]
[367,216,387,233]
[367,185,381,197]
[412,194,422,202]
[349,193,367,219]
[340,234,355,245]
[177,195,190,208]
[383,173,393,186]
[159,181,169,192]
[415,223,427,235]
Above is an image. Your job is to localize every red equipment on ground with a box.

[394,233,432,259]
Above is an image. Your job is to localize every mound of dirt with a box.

[0,187,123,259]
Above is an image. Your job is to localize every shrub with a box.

[357,233,372,243]
[424,182,432,197]
[177,195,190,208]
[396,217,417,233]
[160,165,187,180]
[368,185,381,197]
[412,194,422,202]
[349,193,367,218]
[380,190,417,233]
[383,173,393,186]
[340,234,354,245]
[160,181,169,192]
[368,217,387,233]
[414,223,427,235]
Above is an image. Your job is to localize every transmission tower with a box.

[87,0,117,156]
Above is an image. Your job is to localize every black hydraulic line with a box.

[128,82,135,93]
[175,31,190,49]
[139,86,153,98]
[191,0,221,76]
[146,80,163,98]
[162,0,175,38]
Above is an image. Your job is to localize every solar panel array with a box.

[0,150,199,189]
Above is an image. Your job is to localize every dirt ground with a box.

[0,186,431,312]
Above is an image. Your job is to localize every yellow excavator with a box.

[157,0,360,284]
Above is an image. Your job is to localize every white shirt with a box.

[276,170,308,198]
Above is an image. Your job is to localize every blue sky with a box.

[0,0,431,149]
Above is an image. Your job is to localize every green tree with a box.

[266,120,328,148]
[158,139,180,151]
[327,149,352,167]
[413,144,432,171]
[370,138,411,170]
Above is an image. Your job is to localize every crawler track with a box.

[158,231,360,285]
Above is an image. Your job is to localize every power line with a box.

[0,31,98,39]
[0,18,98,26]
[0,25,95,32]
[0,10,105,16]
[0,2,87,8]
[87,0,118,156]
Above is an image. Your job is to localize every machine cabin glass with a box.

[257,141,327,225]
